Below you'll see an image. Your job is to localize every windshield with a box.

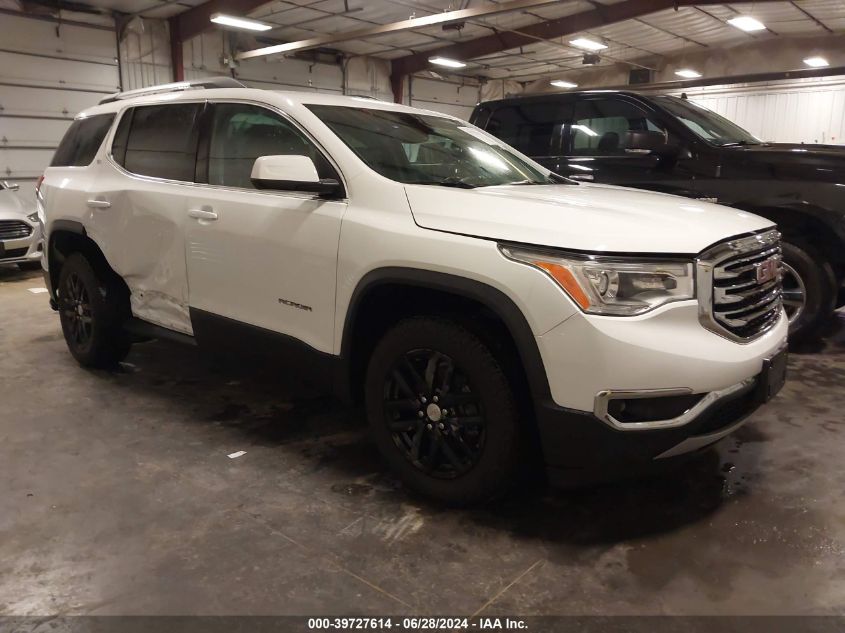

[655,96,762,146]
[306,105,559,188]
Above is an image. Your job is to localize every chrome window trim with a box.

[696,228,783,344]
[594,377,756,431]
[104,98,349,203]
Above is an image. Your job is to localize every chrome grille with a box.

[0,220,32,240]
[697,230,783,342]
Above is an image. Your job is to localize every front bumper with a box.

[537,361,781,486]
[532,300,788,485]
[0,221,42,266]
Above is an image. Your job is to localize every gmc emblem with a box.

[756,259,779,284]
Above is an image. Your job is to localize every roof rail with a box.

[99,77,247,105]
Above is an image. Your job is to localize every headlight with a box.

[500,245,695,316]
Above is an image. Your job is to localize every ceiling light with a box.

[210,13,273,31]
[804,56,829,68]
[429,56,466,68]
[727,16,766,32]
[570,38,607,51]
[675,69,702,78]
[551,80,578,88]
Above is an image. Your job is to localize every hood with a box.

[405,182,774,255]
[724,142,845,182]
[737,142,845,159]
[0,188,34,221]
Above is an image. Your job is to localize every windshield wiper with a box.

[719,140,760,147]
[410,177,477,189]
[429,181,477,189]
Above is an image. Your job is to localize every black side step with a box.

[124,317,197,347]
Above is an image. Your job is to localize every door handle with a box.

[87,198,111,209]
[188,208,218,221]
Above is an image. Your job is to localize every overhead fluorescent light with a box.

[570,38,607,52]
[675,69,702,78]
[210,13,273,31]
[551,80,578,88]
[429,56,466,68]
[727,16,766,32]
[803,56,829,68]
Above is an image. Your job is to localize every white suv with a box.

[38,78,788,504]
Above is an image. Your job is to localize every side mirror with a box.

[625,131,691,161]
[250,155,342,197]
[625,130,672,154]
[1,181,20,191]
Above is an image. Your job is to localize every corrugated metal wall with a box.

[409,76,481,120]
[0,12,119,197]
[676,76,845,145]
[119,18,172,91]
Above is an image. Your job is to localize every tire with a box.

[17,261,42,271]
[57,252,132,368]
[365,317,521,505]
[781,240,837,344]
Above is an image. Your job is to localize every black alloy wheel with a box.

[384,349,486,479]
[57,253,132,368]
[365,317,521,505]
[60,271,94,350]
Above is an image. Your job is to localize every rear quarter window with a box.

[50,113,116,167]
[111,103,202,182]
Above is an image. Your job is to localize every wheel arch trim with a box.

[338,267,552,402]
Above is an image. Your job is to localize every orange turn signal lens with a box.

[534,261,592,310]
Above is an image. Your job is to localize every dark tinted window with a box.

[307,105,553,187]
[484,102,566,157]
[570,98,667,156]
[207,103,334,189]
[116,104,202,181]
[51,113,115,167]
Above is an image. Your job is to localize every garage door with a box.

[0,12,120,198]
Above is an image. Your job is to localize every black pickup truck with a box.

[470,91,845,342]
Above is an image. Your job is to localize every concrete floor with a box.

[1,263,844,617]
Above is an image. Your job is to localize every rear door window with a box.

[112,103,202,181]
[569,98,667,155]
[484,101,568,157]
[51,113,116,167]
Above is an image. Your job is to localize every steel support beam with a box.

[390,0,784,79]
[169,17,184,82]
[235,0,566,61]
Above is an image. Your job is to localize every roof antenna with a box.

[681,92,688,99]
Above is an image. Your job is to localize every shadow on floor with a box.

[0,263,42,282]
[789,309,845,354]
[67,330,759,547]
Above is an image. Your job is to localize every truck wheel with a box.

[57,253,132,368]
[781,240,837,344]
[365,317,521,505]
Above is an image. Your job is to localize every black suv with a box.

[470,91,845,342]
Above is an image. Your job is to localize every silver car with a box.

[0,181,42,271]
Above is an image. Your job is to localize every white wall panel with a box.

[409,77,480,120]
[183,33,344,94]
[676,77,845,145]
[119,18,172,91]
[0,11,118,192]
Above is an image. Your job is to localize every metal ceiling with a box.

[44,0,845,80]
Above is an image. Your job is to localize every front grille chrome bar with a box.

[697,229,784,342]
